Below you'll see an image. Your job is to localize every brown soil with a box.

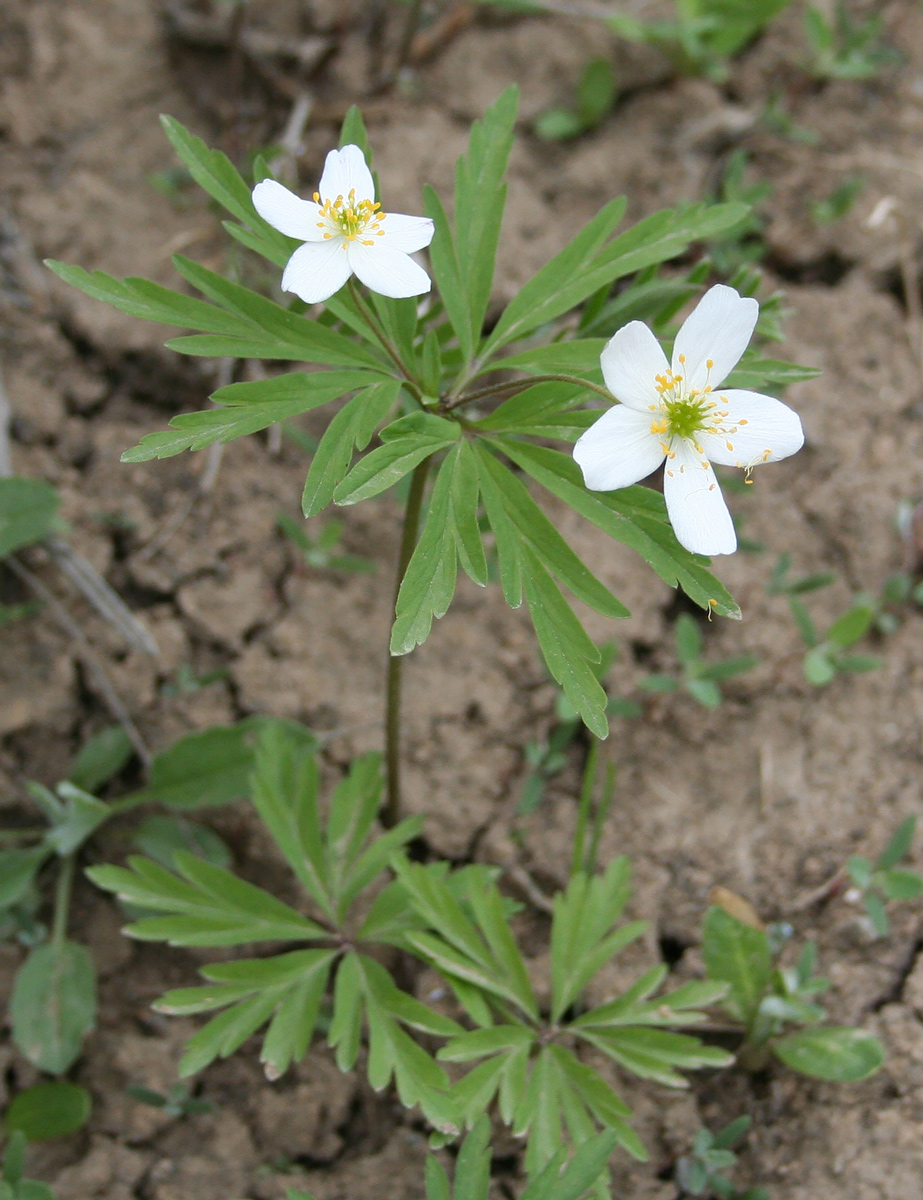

[3,1,923,1197]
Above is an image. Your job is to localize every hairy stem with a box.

[383,457,432,827]
[442,372,613,412]
[51,853,76,950]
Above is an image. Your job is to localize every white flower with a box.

[252,145,435,304]
[573,284,805,556]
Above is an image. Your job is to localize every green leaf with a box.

[4,1083,92,1141]
[803,646,836,686]
[773,1027,885,1082]
[390,449,458,655]
[724,357,823,391]
[133,815,232,870]
[123,719,316,810]
[43,783,109,856]
[878,868,923,901]
[10,941,96,1073]
[580,1026,731,1087]
[482,198,627,357]
[701,907,771,1026]
[302,379,401,517]
[446,87,518,360]
[334,413,460,506]
[477,447,628,619]
[876,816,916,870]
[0,478,60,557]
[521,547,609,739]
[474,442,523,607]
[159,115,292,262]
[88,851,326,946]
[685,678,722,708]
[339,105,371,161]
[0,848,49,910]
[68,725,134,792]
[521,1130,620,1200]
[864,892,888,936]
[496,441,740,618]
[122,370,381,462]
[827,605,874,647]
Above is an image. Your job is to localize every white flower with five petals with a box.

[252,144,434,305]
[573,285,805,556]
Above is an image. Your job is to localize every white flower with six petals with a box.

[252,144,435,305]
[573,285,805,556]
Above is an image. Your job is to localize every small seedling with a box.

[707,151,773,275]
[277,513,375,573]
[534,58,617,142]
[610,0,794,82]
[702,904,884,1080]
[810,177,864,226]
[675,1115,770,1199]
[793,601,880,686]
[0,1130,55,1200]
[639,614,758,709]
[846,818,922,937]
[803,3,899,81]
[126,1082,215,1118]
[160,664,230,698]
[766,551,836,599]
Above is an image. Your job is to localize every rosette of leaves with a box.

[88,725,462,1129]
[397,857,731,1181]
[702,906,885,1081]
[46,90,814,739]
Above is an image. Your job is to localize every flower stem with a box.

[347,279,422,395]
[383,456,431,828]
[443,373,613,412]
[51,853,76,951]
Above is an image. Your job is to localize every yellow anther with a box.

[726,440,734,451]
[706,359,714,369]
[679,354,686,363]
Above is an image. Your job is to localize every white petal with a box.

[672,285,759,392]
[318,145,375,204]
[599,321,669,411]
[699,389,805,468]
[347,241,431,299]
[378,212,435,254]
[663,438,737,556]
[281,240,352,304]
[574,405,666,492]
[252,179,323,241]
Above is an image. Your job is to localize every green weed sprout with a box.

[277,512,375,573]
[0,1131,55,1200]
[809,177,864,226]
[675,1115,769,1200]
[610,0,793,82]
[639,613,758,709]
[803,3,900,81]
[702,906,884,1080]
[534,59,617,142]
[126,1082,215,1118]
[846,818,923,937]
[797,602,880,686]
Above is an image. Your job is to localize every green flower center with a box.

[663,395,709,440]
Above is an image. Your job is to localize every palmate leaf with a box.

[249,723,422,923]
[493,440,740,618]
[480,201,746,358]
[426,87,518,363]
[87,850,326,946]
[334,412,460,506]
[46,260,386,371]
[390,442,488,655]
[121,370,384,462]
[159,115,294,267]
[329,951,461,1129]
[155,948,337,1077]
[550,861,644,1021]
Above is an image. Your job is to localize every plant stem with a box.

[587,758,616,876]
[443,372,613,412]
[347,279,421,393]
[51,853,76,950]
[571,736,599,877]
[383,456,432,827]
